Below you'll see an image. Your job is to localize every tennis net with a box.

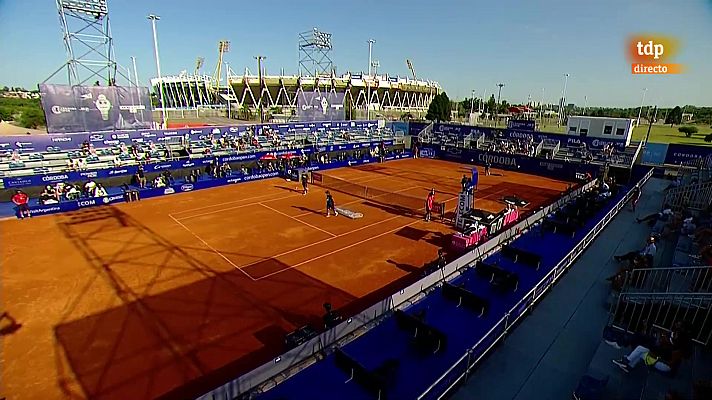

[311,172,439,215]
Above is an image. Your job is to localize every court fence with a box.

[197,168,653,400]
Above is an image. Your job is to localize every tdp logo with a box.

[636,41,664,59]
[627,34,683,74]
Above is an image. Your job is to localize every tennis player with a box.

[424,189,435,222]
[301,172,309,195]
[325,191,338,217]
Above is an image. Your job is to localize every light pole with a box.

[583,95,588,116]
[496,83,504,126]
[636,88,647,126]
[148,14,166,129]
[470,89,476,117]
[559,73,569,126]
[540,87,545,122]
[255,56,266,123]
[367,39,375,120]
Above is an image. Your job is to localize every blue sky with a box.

[1,0,710,107]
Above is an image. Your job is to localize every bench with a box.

[501,244,542,269]
[475,260,519,292]
[393,309,447,354]
[442,282,489,317]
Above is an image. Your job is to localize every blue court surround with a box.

[255,183,637,400]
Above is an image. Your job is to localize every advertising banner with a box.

[296,92,345,121]
[0,138,393,188]
[39,84,153,133]
[663,143,712,167]
[423,144,599,181]
[16,152,412,218]
[507,119,537,131]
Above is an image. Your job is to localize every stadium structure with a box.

[149,28,441,116]
[150,71,441,114]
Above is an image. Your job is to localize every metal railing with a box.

[610,292,712,346]
[417,122,435,143]
[415,167,654,400]
[533,140,544,157]
[620,266,712,294]
[664,180,712,211]
[609,266,712,346]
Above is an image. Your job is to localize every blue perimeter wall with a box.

[408,122,712,166]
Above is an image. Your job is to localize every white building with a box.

[566,116,634,147]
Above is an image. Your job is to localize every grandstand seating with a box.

[252,176,634,400]
[0,127,397,179]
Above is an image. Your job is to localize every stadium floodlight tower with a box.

[298,28,334,77]
[44,0,128,86]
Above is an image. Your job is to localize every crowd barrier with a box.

[420,144,601,181]
[1,139,394,188]
[196,177,600,400]
[21,153,411,218]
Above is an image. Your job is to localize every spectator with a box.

[134,166,147,188]
[84,179,97,197]
[636,205,674,224]
[94,184,108,197]
[154,175,166,188]
[613,236,657,267]
[39,186,59,205]
[66,184,80,200]
[612,345,675,373]
[630,184,641,212]
[162,170,174,185]
[11,190,31,219]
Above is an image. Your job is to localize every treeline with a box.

[0,97,45,129]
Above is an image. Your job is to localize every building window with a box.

[603,125,613,135]
[616,128,625,136]
[569,126,577,133]
[580,128,588,136]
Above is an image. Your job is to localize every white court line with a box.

[292,185,423,218]
[255,219,422,280]
[174,174,395,221]
[171,191,295,215]
[259,203,337,237]
[175,192,305,220]
[168,214,257,281]
[236,213,407,271]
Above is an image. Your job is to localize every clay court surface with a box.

[0,158,570,400]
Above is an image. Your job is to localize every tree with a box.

[704,133,712,143]
[400,112,414,121]
[425,92,452,122]
[1,86,9,92]
[485,95,496,117]
[678,126,698,138]
[19,107,45,129]
[0,106,12,122]
[665,106,682,126]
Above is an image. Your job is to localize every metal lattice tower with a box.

[298,28,334,77]
[45,0,129,86]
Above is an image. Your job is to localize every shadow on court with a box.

[54,207,356,400]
